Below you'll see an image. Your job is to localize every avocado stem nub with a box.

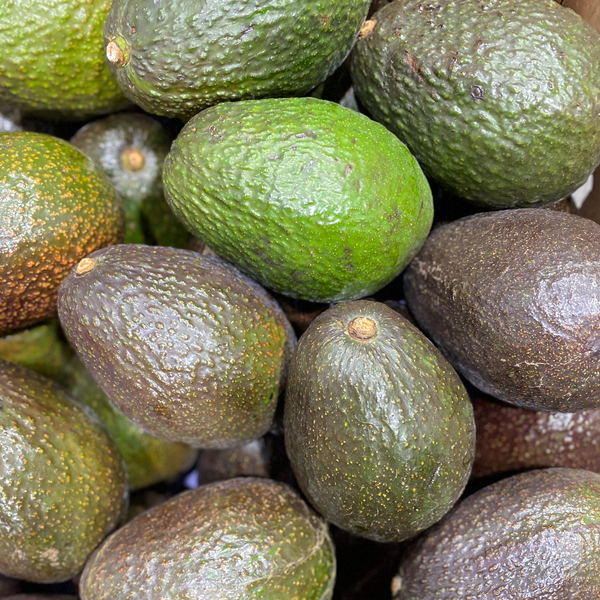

[76,257,98,276]
[121,146,145,172]
[106,37,129,67]
[348,317,377,341]
[359,19,377,40]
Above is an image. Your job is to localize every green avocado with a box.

[0,359,127,583]
[163,97,433,303]
[103,0,370,120]
[284,299,475,542]
[79,478,335,600]
[350,0,600,208]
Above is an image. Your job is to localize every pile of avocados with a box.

[0,0,600,598]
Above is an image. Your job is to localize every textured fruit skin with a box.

[79,478,336,600]
[0,0,128,119]
[284,300,475,542]
[57,245,295,448]
[471,395,600,479]
[393,468,600,599]
[350,0,600,208]
[103,0,370,120]
[163,97,433,303]
[0,360,127,583]
[70,113,190,247]
[0,132,125,335]
[404,209,600,412]
[66,357,197,491]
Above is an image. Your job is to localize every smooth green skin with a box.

[350,0,600,208]
[57,245,296,448]
[0,0,128,119]
[0,359,128,583]
[284,300,475,543]
[0,132,125,336]
[70,113,190,248]
[394,468,600,599]
[80,478,335,600]
[103,0,370,120]
[163,97,433,303]
[66,357,197,491]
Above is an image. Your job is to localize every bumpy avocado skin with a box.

[284,300,475,542]
[57,245,295,448]
[393,468,600,599]
[80,478,335,600]
[0,0,128,119]
[404,209,600,412]
[163,97,433,303]
[103,0,370,120]
[0,132,124,335]
[0,360,128,583]
[350,0,600,208]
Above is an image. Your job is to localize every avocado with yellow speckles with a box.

[284,299,475,542]
[80,477,335,600]
[0,359,128,583]
[0,132,124,336]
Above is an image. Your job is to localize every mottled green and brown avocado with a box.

[79,478,336,599]
[0,359,127,583]
[393,468,600,599]
[404,209,600,412]
[0,132,124,335]
[57,245,295,448]
[284,300,475,542]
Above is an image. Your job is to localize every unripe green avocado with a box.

[163,97,433,303]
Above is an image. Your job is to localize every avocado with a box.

[392,468,600,599]
[0,132,124,335]
[65,357,197,491]
[103,0,370,120]
[404,209,600,412]
[350,0,600,208]
[471,394,600,479]
[70,113,190,247]
[57,245,295,448]
[0,359,127,583]
[284,299,475,542]
[79,478,336,599]
[0,0,128,119]
[163,97,433,303]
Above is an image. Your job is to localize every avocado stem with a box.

[76,257,98,275]
[359,19,377,40]
[106,37,129,67]
[347,317,377,341]
[121,146,146,172]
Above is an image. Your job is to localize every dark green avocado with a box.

[0,359,127,583]
[393,468,600,599]
[284,299,475,542]
[403,209,600,412]
[79,478,336,599]
[350,0,600,208]
[57,245,295,448]
[103,0,370,120]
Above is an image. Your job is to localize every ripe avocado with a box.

[393,468,600,599]
[350,0,600,208]
[103,0,370,120]
[79,478,336,599]
[57,245,295,448]
[284,300,475,542]
[404,209,600,412]
[0,132,124,335]
[0,359,127,583]
[163,97,433,303]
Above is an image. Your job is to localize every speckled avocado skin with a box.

[103,0,370,120]
[57,245,295,448]
[350,0,600,208]
[284,300,475,542]
[403,209,600,412]
[0,359,127,584]
[393,468,600,599]
[163,97,433,303]
[0,132,125,336]
[79,478,336,600]
[0,0,128,119]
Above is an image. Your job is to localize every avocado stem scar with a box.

[76,257,98,275]
[348,316,377,341]
[121,146,145,172]
[106,37,129,67]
